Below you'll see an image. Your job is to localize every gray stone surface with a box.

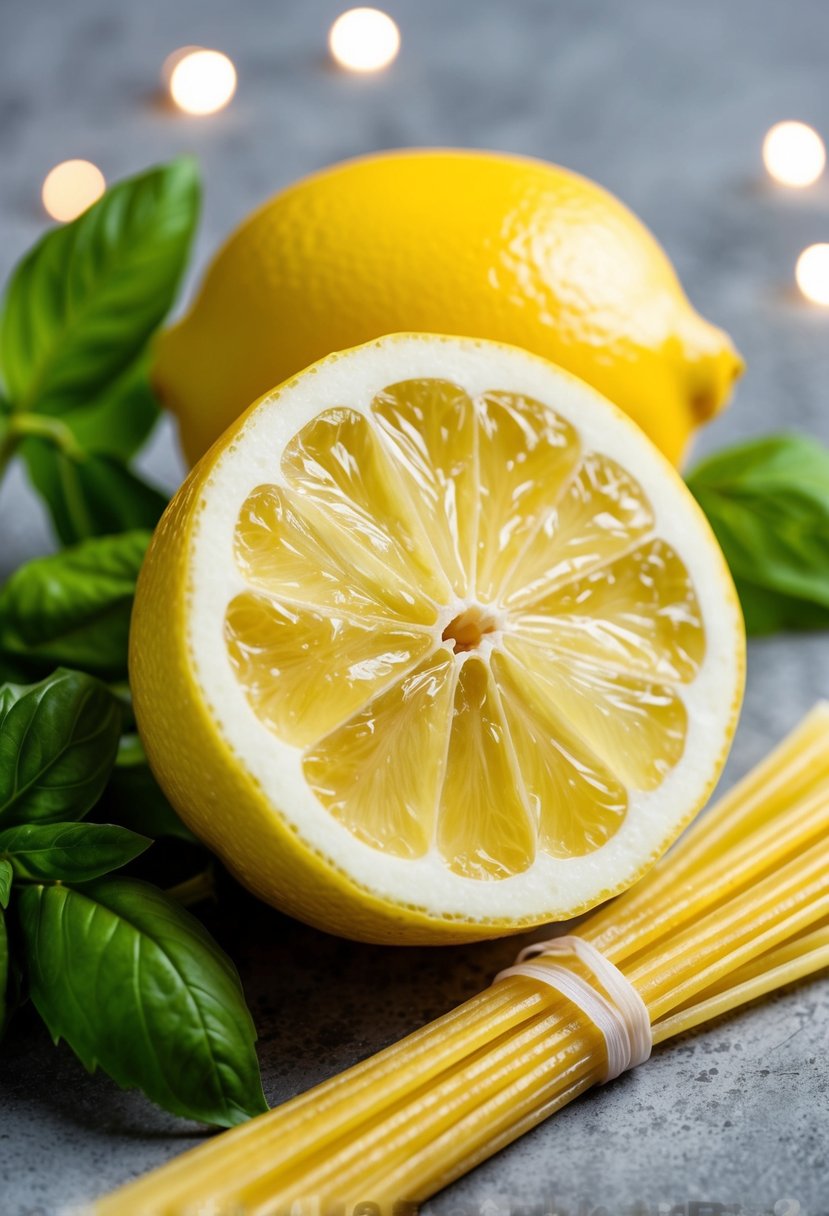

[1,0,828,1213]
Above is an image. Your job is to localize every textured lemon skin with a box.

[131,337,745,946]
[154,149,742,468]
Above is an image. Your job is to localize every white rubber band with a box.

[494,934,652,1082]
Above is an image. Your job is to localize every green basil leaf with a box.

[688,433,829,496]
[97,754,198,844]
[0,821,150,882]
[0,158,199,417]
[22,437,167,546]
[0,669,121,827]
[0,683,24,717]
[60,352,160,460]
[687,433,829,634]
[18,878,267,1126]
[731,575,829,637]
[0,859,11,909]
[0,531,150,678]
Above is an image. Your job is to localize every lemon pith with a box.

[153,149,743,469]
[131,335,745,944]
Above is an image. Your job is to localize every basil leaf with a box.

[22,437,167,545]
[0,683,24,716]
[0,669,121,827]
[0,822,150,882]
[0,531,150,678]
[687,434,829,635]
[731,575,829,637]
[0,158,199,417]
[60,353,160,460]
[0,859,11,909]
[18,878,268,1126]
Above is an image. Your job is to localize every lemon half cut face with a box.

[131,335,745,943]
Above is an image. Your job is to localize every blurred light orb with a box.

[329,8,400,72]
[42,159,106,223]
[796,244,829,306]
[763,121,825,187]
[168,48,237,115]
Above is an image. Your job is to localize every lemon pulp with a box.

[225,378,705,881]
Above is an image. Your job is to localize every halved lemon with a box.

[131,334,745,944]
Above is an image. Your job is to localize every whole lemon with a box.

[154,149,742,466]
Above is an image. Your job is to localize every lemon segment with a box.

[225,595,434,747]
[372,379,479,597]
[491,651,628,859]
[437,658,536,880]
[131,334,745,943]
[281,407,449,617]
[304,651,457,860]
[502,451,655,608]
[511,538,706,682]
[234,484,432,623]
[474,391,580,601]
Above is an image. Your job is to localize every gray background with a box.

[1,0,828,1213]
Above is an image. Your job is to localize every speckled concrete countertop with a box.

[1,1,828,1212]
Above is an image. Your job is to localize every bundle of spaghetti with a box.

[98,704,829,1216]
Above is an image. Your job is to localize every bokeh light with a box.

[329,8,401,72]
[763,121,825,187]
[796,244,829,305]
[167,48,237,116]
[41,160,106,222]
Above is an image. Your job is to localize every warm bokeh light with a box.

[796,244,829,306]
[763,121,826,187]
[168,48,237,115]
[41,159,106,223]
[161,45,202,83]
[329,8,401,72]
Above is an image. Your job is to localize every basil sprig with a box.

[18,878,267,1126]
[0,157,197,419]
[0,161,267,1127]
[0,670,266,1127]
[687,434,829,635]
[0,157,199,539]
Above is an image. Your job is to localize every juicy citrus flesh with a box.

[224,378,705,882]
[153,150,743,468]
[132,335,744,943]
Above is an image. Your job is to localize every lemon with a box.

[153,149,742,468]
[132,335,745,945]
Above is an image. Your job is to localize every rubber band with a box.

[494,934,652,1082]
